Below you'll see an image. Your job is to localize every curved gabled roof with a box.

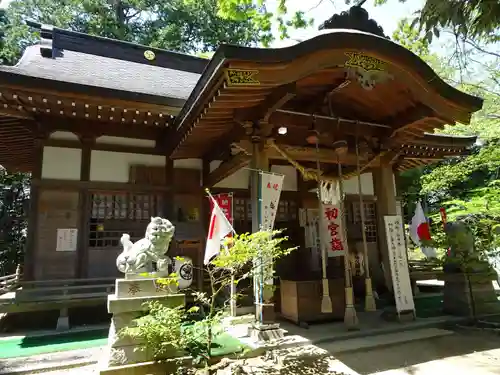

[170,28,483,157]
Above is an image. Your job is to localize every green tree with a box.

[0,167,29,276]
[216,0,500,45]
[390,17,500,266]
[0,0,262,65]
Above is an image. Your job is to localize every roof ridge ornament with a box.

[319,5,388,39]
[26,20,56,58]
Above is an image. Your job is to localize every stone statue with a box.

[443,220,490,273]
[116,217,175,275]
[445,221,475,258]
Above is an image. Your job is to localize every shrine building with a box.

[0,8,482,322]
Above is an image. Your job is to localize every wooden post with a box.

[163,157,174,219]
[76,136,93,278]
[372,164,398,292]
[249,129,275,326]
[24,136,44,281]
[201,159,210,294]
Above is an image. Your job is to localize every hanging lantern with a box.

[332,140,348,155]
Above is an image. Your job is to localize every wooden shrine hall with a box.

[0,7,482,324]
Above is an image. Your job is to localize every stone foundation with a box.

[100,278,185,371]
[443,273,500,316]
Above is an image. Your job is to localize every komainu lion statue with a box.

[116,217,175,275]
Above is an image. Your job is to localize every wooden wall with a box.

[36,190,79,279]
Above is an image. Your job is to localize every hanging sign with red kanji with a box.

[208,193,234,238]
[320,203,346,258]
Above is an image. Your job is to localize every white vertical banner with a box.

[320,203,346,258]
[259,172,284,231]
[255,171,284,316]
[384,215,415,314]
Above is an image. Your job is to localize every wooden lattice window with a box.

[234,198,247,221]
[351,201,378,242]
[88,192,162,249]
[276,200,297,222]
[232,197,297,223]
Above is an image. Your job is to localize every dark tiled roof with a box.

[0,45,201,104]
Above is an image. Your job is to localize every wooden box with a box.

[280,278,345,325]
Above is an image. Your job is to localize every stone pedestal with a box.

[443,272,500,316]
[250,322,284,342]
[255,302,276,325]
[100,278,185,370]
[251,302,283,342]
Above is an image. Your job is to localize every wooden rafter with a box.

[234,83,296,124]
[204,124,246,162]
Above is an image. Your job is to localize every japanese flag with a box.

[204,198,234,265]
[409,202,437,258]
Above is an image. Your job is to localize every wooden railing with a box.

[15,277,115,303]
[0,265,22,294]
[408,260,443,280]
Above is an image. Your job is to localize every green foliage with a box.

[0,0,261,65]
[0,167,30,276]
[420,140,500,196]
[216,0,310,46]
[217,0,500,45]
[376,0,500,42]
[425,180,500,272]
[390,16,500,233]
[121,303,188,360]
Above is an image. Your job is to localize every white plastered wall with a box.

[41,146,82,180]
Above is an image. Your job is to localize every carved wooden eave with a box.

[168,29,482,160]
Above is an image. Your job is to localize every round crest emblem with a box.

[144,50,156,61]
[179,263,193,281]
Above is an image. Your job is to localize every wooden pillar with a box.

[200,159,211,292]
[24,136,44,281]
[163,157,174,218]
[76,136,93,278]
[372,165,398,292]
[250,134,274,325]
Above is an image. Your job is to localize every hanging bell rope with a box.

[313,115,333,314]
[267,140,388,182]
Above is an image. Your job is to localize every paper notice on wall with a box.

[384,215,415,313]
[56,228,78,252]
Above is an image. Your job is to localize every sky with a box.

[270,0,423,48]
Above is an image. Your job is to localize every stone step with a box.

[320,327,453,354]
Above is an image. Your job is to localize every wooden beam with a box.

[0,106,34,120]
[75,136,93,278]
[45,138,166,155]
[267,110,381,137]
[235,140,372,166]
[31,178,171,192]
[204,153,251,188]
[234,83,296,123]
[386,104,443,138]
[34,114,166,140]
[24,136,43,281]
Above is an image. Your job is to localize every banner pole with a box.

[205,189,237,316]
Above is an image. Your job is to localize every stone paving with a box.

[2,327,500,374]
[0,347,103,375]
